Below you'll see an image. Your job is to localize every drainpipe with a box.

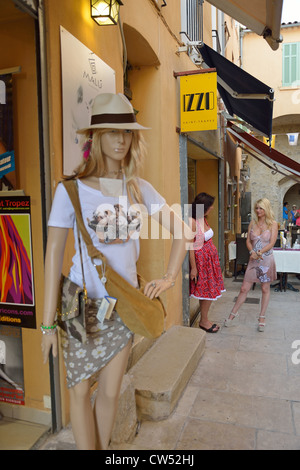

[37,0,62,433]
[179,134,190,326]
[240,27,244,69]
[218,10,225,56]
[37,0,51,223]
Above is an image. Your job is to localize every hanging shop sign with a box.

[180,71,218,132]
[0,325,25,406]
[0,196,36,329]
[0,74,16,184]
[263,135,276,148]
[60,27,116,175]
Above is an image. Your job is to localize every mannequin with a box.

[41,93,193,450]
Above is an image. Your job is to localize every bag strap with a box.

[62,179,107,265]
[77,226,87,297]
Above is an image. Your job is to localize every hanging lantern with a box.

[91,0,123,26]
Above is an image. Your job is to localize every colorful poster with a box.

[0,74,16,185]
[180,72,218,132]
[60,27,116,175]
[0,325,25,406]
[0,196,35,329]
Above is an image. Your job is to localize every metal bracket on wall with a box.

[0,66,22,75]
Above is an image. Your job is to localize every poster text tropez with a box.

[0,199,30,208]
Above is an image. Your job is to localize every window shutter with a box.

[283,42,300,87]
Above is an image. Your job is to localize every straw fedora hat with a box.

[77,93,149,133]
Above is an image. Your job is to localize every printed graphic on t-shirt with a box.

[87,203,142,244]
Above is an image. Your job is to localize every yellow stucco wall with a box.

[242,25,300,120]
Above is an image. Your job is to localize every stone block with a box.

[110,374,138,444]
[128,325,206,421]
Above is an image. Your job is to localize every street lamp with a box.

[91,0,123,26]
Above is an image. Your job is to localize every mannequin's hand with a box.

[144,278,175,300]
[41,334,58,364]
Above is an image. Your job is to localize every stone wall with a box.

[244,134,300,224]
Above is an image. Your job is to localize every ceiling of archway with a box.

[123,24,160,67]
[272,114,300,134]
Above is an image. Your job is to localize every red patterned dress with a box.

[190,220,225,301]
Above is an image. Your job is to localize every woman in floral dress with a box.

[190,193,225,333]
[224,198,278,332]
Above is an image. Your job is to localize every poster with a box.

[60,26,116,175]
[180,72,218,132]
[0,196,36,329]
[0,74,16,186]
[0,325,25,406]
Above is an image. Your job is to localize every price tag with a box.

[96,296,117,324]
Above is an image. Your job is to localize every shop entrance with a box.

[180,133,223,326]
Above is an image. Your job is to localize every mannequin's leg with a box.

[94,339,132,450]
[69,378,96,450]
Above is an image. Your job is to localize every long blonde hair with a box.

[67,128,146,204]
[253,198,276,228]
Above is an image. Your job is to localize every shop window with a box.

[181,0,204,42]
[282,42,300,87]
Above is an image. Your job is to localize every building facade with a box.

[0,0,236,431]
[241,21,300,225]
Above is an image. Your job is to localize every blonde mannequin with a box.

[41,93,193,450]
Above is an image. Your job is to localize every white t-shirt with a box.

[204,228,214,242]
[48,178,166,298]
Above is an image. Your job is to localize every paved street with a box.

[38,275,300,450]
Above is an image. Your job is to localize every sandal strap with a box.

[231,312,239,318]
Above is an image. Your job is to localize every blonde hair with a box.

[67,128,146,205]
[253,198,276,228]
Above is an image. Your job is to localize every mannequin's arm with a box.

[144,204,194,299]
[41,226,69,363]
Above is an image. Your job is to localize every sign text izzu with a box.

[180,72,218,132]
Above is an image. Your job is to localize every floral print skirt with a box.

[244,231,277,283]
[244,253,277,283]
[59,300,133,389]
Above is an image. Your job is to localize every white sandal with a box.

[258,315,265,332]
[224,311,239,327]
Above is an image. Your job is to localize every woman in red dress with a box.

[189,193,225,333]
